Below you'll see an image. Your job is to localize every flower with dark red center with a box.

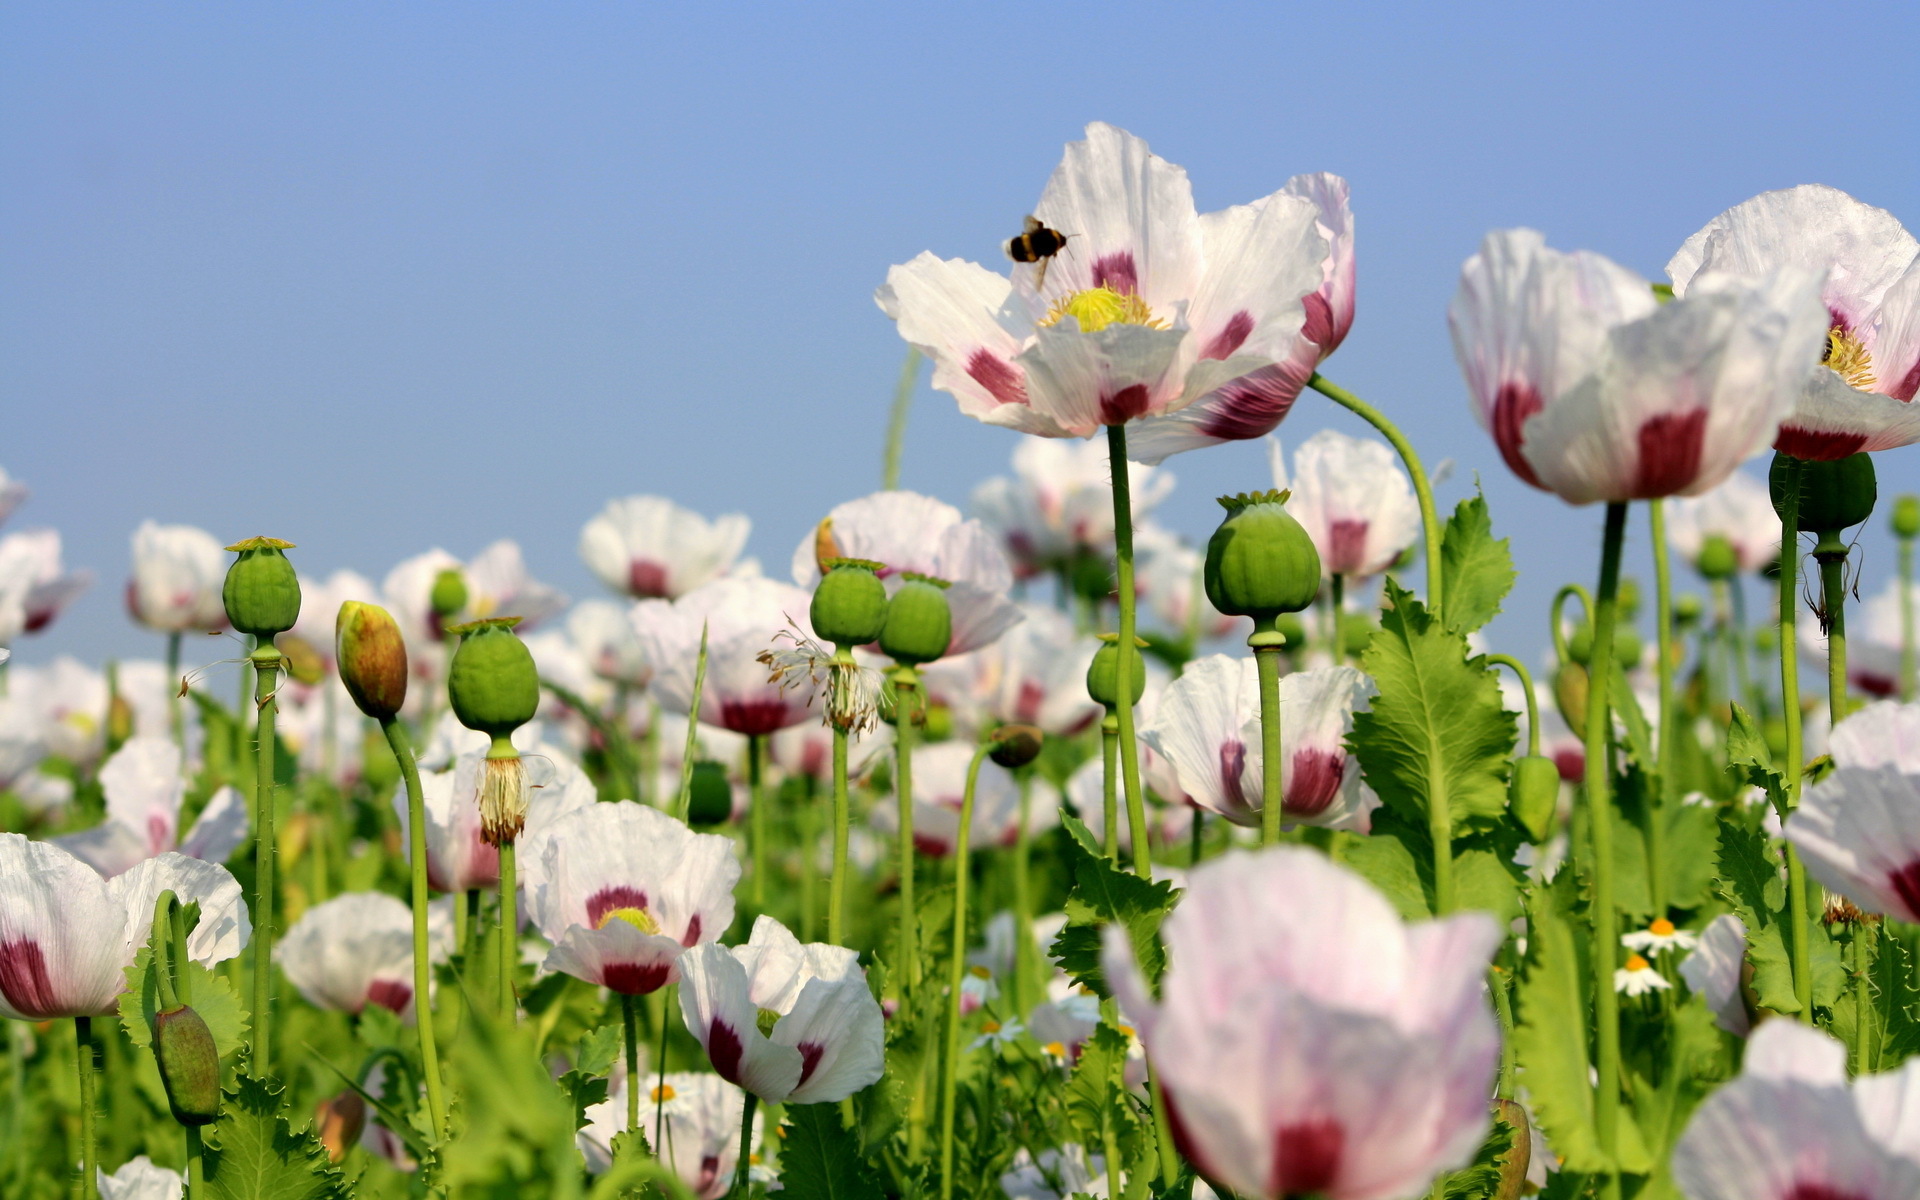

[579,1070,756,1196]
[866,739,1049,857]
[879,124,1341,461]
[1672,1019,1920,1200]
[0,834,249,1022]
[53,737,248,879]
[0,529,90,649]
[1450,228,1828,504]
[1785,763,1920,923]
[1103,847,1502,1200]
[677,915,883,1105]
[971,436,1177,578]
[631,576,823,738]
[276,891,451,1022]
[1270,430,1419,579]
[920,603,1104,740]
[580,495,751,602]
[523,801,738,996]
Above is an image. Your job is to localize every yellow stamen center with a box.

[1043,1041,1066,1057]
[1116,1024,1135,1038]
[650,1083,676,1103]
[595,907,660,935]
[1625,954,1651,972]
[981,1020,1001,1035]
[1649,919,1676,937]
[968,965,992,980]
[1038,286,1167,334]
[1825,328,1877,390]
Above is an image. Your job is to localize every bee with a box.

[1006,215,1071,292]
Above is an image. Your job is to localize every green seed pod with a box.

[153,1004,221,1125]
[1695,534,1740,581]
[1086,635,1147,710]
[1567,621,1640,671]
[1616,577,1642,621]
[878,574,952,666]
[987,724,1044,770]
[1553,663,1588,735]
[811,559,888,647]
[922,701,952,742]
[686,760,733,827]
[1772,451,1877,534]
[336,601,409,722]
[1893,495,1920,540]
[1339,612,1377,658]
[430,568,469,619]
[1674,593,1705,628]
[1203,491,1321,622]
[221,537,301,639]
[1510,755,1561,843]
[446,617,539,737]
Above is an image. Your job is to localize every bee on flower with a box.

[1621,917,1698,954]
[1614,953,1672,997]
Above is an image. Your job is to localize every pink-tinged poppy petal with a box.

[1773,367,1920,459]
[110,853,251,969]
[127,522,228,634]
[579,1071,752,1195]
[1140,655,1263,826]
[1282,172,1357,354]
[868,741,1032,857]
[99,736,185,858]
[1830,701,1920,773]
[1278,667,1378,832]
[1273,432,1418,579]
[1125,350,1320,464]
[546,921,688,996]
[677,941,805,1102]
[278,892,450,1020]
[631,577,824,736]
[1017,318,1190,436]
[578,496,750,602]
[52,822,149,880]
[775,975,885,1105]
[1678,914,1752,1036]
[1853,1057,1920,1165]
[1874,266,1920,403]
[1185,189,1325,367]
[1666,471,1778,574]
[1786,765,1920,922]
[178,786,249,867]
[0,835,127,1019]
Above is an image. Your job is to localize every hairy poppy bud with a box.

[878,574,952,666]
[1772,451,1876,535]
[430,568,468,619]
[1674,593,1704,628]
[337,601,409,721]
[1086,634,1147,710]
[1695,534,1740,581]
[1894,495,1920,540]
[153,1004,221,1125]
[1553,663,1588,734]
[811,558,888,647]
[686,760,733,827]
[1203,491,1320,624]
[1489,1098,1533,1200]
[987,724,1044,770]
[222,537,301,639]
[1509,755,1561,843]
[447,618,539,737]
[315,1090,367,1162]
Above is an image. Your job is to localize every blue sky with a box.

[5,2,1918,671]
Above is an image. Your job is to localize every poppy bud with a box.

[1489,1098,1533,1200]
[1086,634,1147,710]
[811,558,888,648]
[686,760,733,827]
[1203,491,1320,623]
[221,537,301,639]
[1894,495,1920,540]
[1567,621,1640,671]
[447,618,539,737]
[1509,755,1560,843]
[987,724,1044,770]
[314,1090,367,1162]
[1695,534,1740,581]
[336,601,409,722]
[1554,663,1588,733]
[1772,451,1876,535]
[278,633,325,686]
[1674,593,1704,628]
[152,1004,221,1125]
[878,574,952,666]
[922,701,952,741]
[106,690,135,747]
[430,568,468,619]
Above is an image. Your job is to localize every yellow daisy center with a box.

[1038,286,1167,334]
[1649,918,1676,937]
[650,1083,676,1103]
[1825,328,1877,390]
[1116,1024,1135,1038]
[595,907,660,935]
[981,1020,1002,1035]
[968,965,992,980]
[1624,954,1651,972]
[1043,1041,1066,1058]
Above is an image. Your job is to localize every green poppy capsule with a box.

[153,1004,221,1125]
[221,537,301,639]
[446,617,539,738]
[878,574,953,666]
[1203,491,1321,623]
[811,558,888,648]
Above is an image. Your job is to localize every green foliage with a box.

[202,1074,351,1200]
[1440,489,1516,634]
[120,938,249,1062]
[1714,819,1845,1014]
[1049,817,1179,999]
[1352,580,1517,839]
[1438,1106,1521,1199]
[778,1103,886,1200]
[1727,703,1787,812]
[1513,883,1607,1173]
[435,985,587,1194]
[1063,1021,1152,1197]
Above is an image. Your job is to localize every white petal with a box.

[178,786,248,866]
[776,974,885,1104]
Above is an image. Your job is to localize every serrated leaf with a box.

[1352,581,1516,838]
[1340,820,1431,920]
[1513,889,1606,1173]
[1727,703,1786,811]
[203,1074,350,1200]
[1064,1022,1139,1157]
[573,1022,623,1078]
[1441,490,1516,634]
[1440,1104,1521,1199]
[1453,846,1522,925]
[1049,817,1179,999]
[119,939,248,1061]
[778,1102,885,1200]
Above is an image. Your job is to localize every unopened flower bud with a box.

[878,574,952,666]
[152,1004,221,1125]
[221,537,301,639]
[278,633,325,686]
[1489,1098,1533,1200]
[1772,451,1877,535]
[811,559,888,647]
[107,691,135,746]
[686,760,733,827]
[1616,577,1642,621]
[922,701,952,741]
[1695,534,1740,581]
[447,618,539,737]
[1553,664,1588,733]
[1203,491,1320,624]
[430,568,468,619]
[1509,755,1560,843]
[1086,634,1147,710]
[987,724,1044,770]
[1567,621,1640,671]
[314,1090,367,1162]
[1674,593,1704,627]
[1894,495,1920,540]
[336,601,410,722]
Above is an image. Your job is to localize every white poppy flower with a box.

[1785,764,1920,922]
[53,737,247,878]
[127,521,226,634]
[867,740,1051,857]
[580,495,750,601]
[1665,471,1779,575]
[631,576,821,737]
[920,604,1102,739]
[579,1070,756,1196]
[1679,914,1751,1037]
[276,891,452,1020]
[0,529,91,646]
[97,1156,182,1200]
[970,437,1175,578]
[1270,431,1418,579]
[394,739,597,895]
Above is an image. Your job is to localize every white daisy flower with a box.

[1622,917,1698,954]
[969,1018,1026,1053]
[1614,954,1673,997]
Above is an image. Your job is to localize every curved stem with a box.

[499,839,518,1019]
[76,1017,98,1200]
[1106,424,1150,878]
[1647,500,1674,917]
[250,640,281,1077]
[1583,501,1629,1200]
[1901,537,1916,702]
[939,745,990,1200]
[1550,584,1593,667]
[1308,373,1444,618]
[1490,966,1517,1100]
[892,669,920,992]
[729,1093,759,1198]
[383,718,447,1140]
[748,735,767,913]
[1254,624,1285,848]
[1776,458,1813,1021]
[1486,654,1541,757]
[1099,713,1120,861]
[623,994,640,1133]
[829,719,851,946]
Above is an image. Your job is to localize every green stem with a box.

[1550,584,1593,667]
[1254,623,1285,848]
[184,1125,204,1200]
[1307,372,1444,618]
[1851,921,1873,1075]
[1647,500,1674,917]
[540,679,638,800]
[882,348,922,490]
[829,721,851,946]
[383,718,447,1140]
[1189,808,1204,867]
[799,774,819,942]
[1490,966,1517,1099]
[76,1017,98,1200]
[730,1092,759,1198]
[1819,534,1850,727]
[1100,713,1120,860]
[151,892,181,1012]
[654,985,672,1153]
[1011,775,1037,1015]
[623,994,640,1133]
[893,669,920,992]
[250,640,281,1077]
[748,735,767,913]
[1106,423,1150,878]
[675,623,711,821]
[500,838,518,1019]
[463,889,480,966]
[939,745,990,1200]
[1584,501,1629,1200]
[1329,573,1345,662]
[165,632,184,754]
[1486,655,1541,757]
[1901,537,1916,702]
[1776,458,1813,1021]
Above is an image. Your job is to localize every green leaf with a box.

[1513,887,1607,1173]
[119,939,248,1062]
[1339,822,1430,920]
[1727,703,1786,812]
[1064,1022,1141,1160]
[1610,668,1655,771]
[573,1022,624,1078]
[778,1102,886,1200]
[1440,1105,1520,1199]
[1453,846,1523,926]
[202,1074,350,1200]
[1049,817,1179,999]
[1440,489,1516,634]
[1352,581,1517,839]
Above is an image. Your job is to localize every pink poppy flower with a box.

[580,495,751,601]
[53,737,247,878]
[631,576,821,737]
[276,891,452,1021]
[1784,763,1920,921]
[971,437,1175,579]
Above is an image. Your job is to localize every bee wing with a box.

[1032,256,1051,294]
[1021,214,1043,234]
